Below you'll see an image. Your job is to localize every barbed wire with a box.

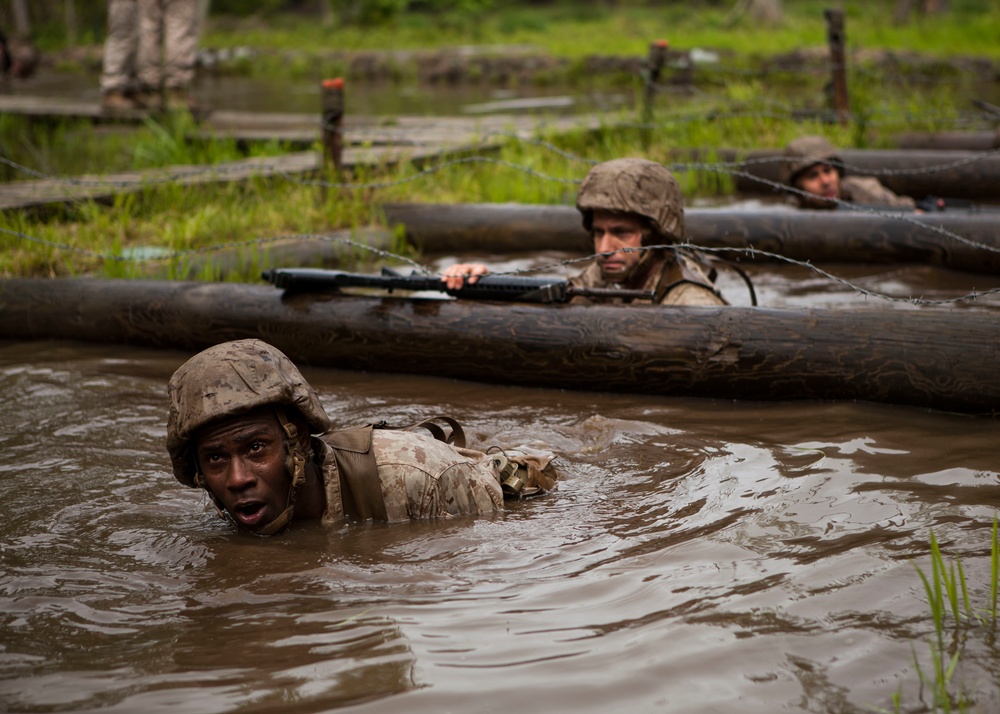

[4,143,999,258]
[1,102,996,189]
[659,61,996,87]
[4,224,999,307]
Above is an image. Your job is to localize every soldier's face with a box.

[194,408,291,533]
[795,163,840,207]
[591,211,645,282]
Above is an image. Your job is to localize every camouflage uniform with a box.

[570,253,725,306]
[783,135,916,209]
[167,340,552,535]
[573,158,727,306]
[317,429,504,525]
[839,176,916,208]
[136,0,200,93]
[100,0,138,95]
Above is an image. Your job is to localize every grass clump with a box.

[878,521,1000,713]
[0,73,986,282]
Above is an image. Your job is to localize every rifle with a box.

[914,195,980,213]
[262,267,656,304]
[849,196,990,213]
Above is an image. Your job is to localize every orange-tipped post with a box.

[321,77,345,171]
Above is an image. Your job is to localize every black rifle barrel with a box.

[263,268,572,303]
[262,268,655,304]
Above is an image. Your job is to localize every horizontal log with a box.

[0,277,997,415]
[890,131,999,152]
[732,148,1000,200]
[383,202,1000,274]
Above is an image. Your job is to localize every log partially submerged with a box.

[383,203,1000,274]
[891,130,998,152]
[732,148,1000,199]
[1,277,997,415]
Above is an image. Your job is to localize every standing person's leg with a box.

[100,0,139,109]
[135,0,165,108]
[163,0,200,110]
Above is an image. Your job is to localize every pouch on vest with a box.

[326,425,386,521]
[373,415,466,448]
[489,448,559,500]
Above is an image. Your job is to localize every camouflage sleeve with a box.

[842,176,916,209]
[371,430,504,520]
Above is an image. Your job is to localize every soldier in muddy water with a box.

[442,158,728,306]
[165,339,558,536]
[782,135,918,210]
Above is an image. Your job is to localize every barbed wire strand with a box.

[4,146,1000,258]
[4,224,999,307]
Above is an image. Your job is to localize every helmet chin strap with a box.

[194,407,311,537]
[256,408,309,537]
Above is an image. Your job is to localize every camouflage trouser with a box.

[100,0,138,93]
[136,0,200,91]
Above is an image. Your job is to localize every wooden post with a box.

[825,9,850,126]
[643,39,669,123]
[321,77,345,172]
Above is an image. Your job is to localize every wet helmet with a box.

[782,135,843,187]
[576,158,685,244]
[166,339,331,489]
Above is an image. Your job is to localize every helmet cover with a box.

[782,135,843,186]
[166,339,331,487]
[576,158,684,243]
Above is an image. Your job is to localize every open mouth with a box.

[233,501,267,528]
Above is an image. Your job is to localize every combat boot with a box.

[101,90,138,114]
[133,89,164,112]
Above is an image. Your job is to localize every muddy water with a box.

[2,335,999,714]
[9,69,629,116]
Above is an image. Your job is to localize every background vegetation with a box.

[1,0,997,281]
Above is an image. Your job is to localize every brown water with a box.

[2,329,999,713]
[7,69,630,116]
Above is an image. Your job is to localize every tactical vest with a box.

[324,417,468,521]
[325,416,554,518]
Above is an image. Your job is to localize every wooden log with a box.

[891,131,998,152]
[733,148,1000,199]
[0,277,997,415]
[382,202,1000,274]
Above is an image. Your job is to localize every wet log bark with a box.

[732,148,1000,199]
[383,203,1000,274]
[891,131,998,152]
[1,277,997,415]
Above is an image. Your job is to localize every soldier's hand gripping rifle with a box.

[262,267,655,304]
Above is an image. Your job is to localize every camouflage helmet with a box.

[782,135,843,186]
[576,158,684,243]
[166,339,331,488]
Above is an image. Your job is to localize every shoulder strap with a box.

[326,425,387,522]
[374,415,466,449]
[652,250,726,303]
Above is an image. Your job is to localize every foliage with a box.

[882,521,1000,714]
[0,71,983,281]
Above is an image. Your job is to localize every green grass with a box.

[200,2,1000,61]
[878,521,1000,713]
[0,70,985,281]
[1,0,996,280]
